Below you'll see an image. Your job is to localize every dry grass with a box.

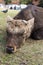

[0,9,43,65]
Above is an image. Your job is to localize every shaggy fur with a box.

[14,5,43,40]
[6,17,34,53]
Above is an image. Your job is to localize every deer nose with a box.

[6,46,14,54]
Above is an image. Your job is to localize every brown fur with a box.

[6,18,34,52]
[14,5,43,40]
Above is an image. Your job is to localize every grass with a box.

[0,9,43,65]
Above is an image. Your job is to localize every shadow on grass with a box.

[0,31,6,53]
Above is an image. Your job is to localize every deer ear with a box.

[7,15,14,22]
[27,18,34,25]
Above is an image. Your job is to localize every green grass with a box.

[0,9,43,65]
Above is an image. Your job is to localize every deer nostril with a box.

[6,46,14,54]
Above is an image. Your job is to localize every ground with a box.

[0,9,43,65]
